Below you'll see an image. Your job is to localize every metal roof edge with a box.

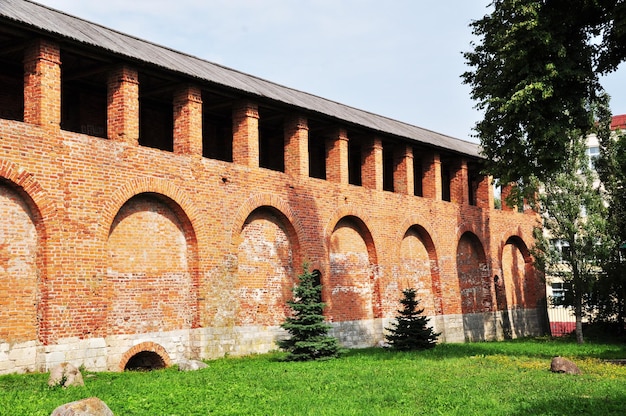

[1,0,481,158]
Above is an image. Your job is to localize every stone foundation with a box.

[0,308,546,374]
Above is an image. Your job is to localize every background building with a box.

[545,114,626,336]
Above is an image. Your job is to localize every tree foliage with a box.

[385,288,440,351]
[531,137,609,344]
[463,0,626,190]
[593,102,626,330]
[278,264,340,361]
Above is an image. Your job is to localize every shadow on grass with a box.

[340,337,626,361]
[511,394,626,415]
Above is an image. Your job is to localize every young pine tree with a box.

[385,288,439,351]
[278,265,340,361]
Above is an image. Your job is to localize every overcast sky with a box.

[34,0,625,143]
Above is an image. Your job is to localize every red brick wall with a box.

[501,237,541,308]
[0,183,38,342]
[328,217,375,322]
[396,227,436,316]
[107,195,196,334]
[236,208,295,326]
[457,232,492,314]
[24,39,61,132]
[0,36,547,355]
[502,241,527,308]
[107,65,139,144]
[0,117,546,344]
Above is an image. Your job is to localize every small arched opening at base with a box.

[124,351,166,371]
[118,341,172,372]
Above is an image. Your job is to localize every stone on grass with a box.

[377,340,390,348]
[178,359,208,371]
[48,362,84,387]
[550,356,582,375]
[50,397,113,416]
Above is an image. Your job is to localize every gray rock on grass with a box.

[550,356,582,375]
[48,363,84,388]
[50,397,113,416]
[178,359,208,371]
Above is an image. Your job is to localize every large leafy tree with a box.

[463,0,626,190]
[594,103,626,331]
[532,137,609,344]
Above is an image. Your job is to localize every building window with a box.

[587,146,599,169]
[552,239,571,263]
[550,282,570,307]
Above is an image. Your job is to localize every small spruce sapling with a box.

[278,264,340,361]
[385,288,440,350]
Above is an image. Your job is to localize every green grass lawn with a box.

[1,338,625,415]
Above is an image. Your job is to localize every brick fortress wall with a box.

[0,38,547,374]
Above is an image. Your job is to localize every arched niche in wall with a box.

[497,235,538,339]
[235,206,298,327]
[106,192,198,335]
[501,236,534,309]
[0,181,41,343]
[456,232,491,315]
[327,215,378,323]
[391,225,439,317]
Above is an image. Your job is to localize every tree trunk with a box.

[575,295,584,344]
[572,261,584,344]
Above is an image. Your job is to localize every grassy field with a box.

[1,338,625,415]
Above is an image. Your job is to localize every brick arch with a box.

[455,221,487,247]
[495,230,533,264]
[0,159,57,240]
[396,215,439,263]
[493,229,535,286]
[456,231,491,314]
[0,159,57,343]
[106,192,200,333]
[230,195,303,326]
[502,235,532,263]
[324,204,378,263]
[100,179,201,326]
[117,341,172,372]
[108,191,198,251]
[325,208,381,325]
[229,193,303,253]
[98,177,203,246]
[498,235,539,310]
[395,221,442,316]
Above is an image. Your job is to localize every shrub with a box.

[385,288,440,350]
[278,264,341,361]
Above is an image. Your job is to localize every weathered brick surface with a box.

[0,32,547,374]
[24,39,61,132]
[0,184,38,343]
[107,65,139,144]
[173,85,203,156]
[236,209,294,326]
